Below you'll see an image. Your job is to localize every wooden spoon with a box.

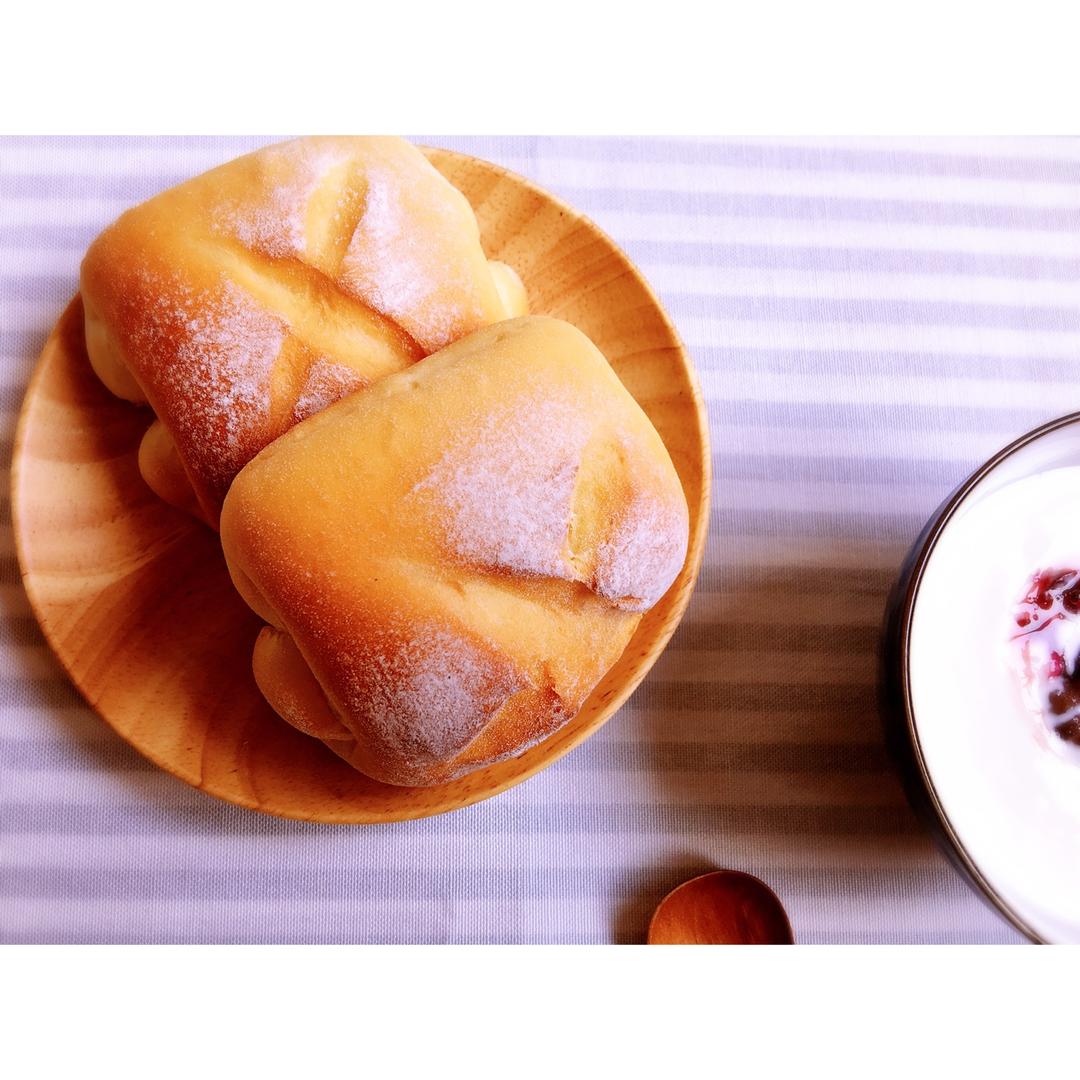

[647,870,795,944]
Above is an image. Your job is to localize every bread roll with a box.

[80,136,527,528]
[220,316,690,787]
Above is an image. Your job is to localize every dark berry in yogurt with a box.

[1012,568,1080,749]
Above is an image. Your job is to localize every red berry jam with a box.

[1013,568,1080,747]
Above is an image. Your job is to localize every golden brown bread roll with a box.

[79,136,527,528]
[220,316,690,787]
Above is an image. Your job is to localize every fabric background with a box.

[5,135,1078,944]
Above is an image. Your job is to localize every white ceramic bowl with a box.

[882,413,1080,943]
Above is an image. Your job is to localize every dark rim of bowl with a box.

[883,410,1080,945]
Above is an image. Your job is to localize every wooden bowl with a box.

[11,147,711,823]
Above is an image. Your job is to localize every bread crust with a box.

[80,136,527,527]
[220,316,690,786]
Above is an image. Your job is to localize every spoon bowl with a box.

[647,870,794,945]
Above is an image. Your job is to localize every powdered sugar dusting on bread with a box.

[413,394,688,610]
[340,163,486,351]
[154,277,286,484]
[593,483,689,612]
[218,140,352,259]
[414,396,590,579]
[341,622,523,772]
[293,357,367,422]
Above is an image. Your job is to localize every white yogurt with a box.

[910,464,1080,942]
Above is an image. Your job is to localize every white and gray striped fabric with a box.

[7,136,1079,945]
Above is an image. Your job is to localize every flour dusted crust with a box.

[79,136,528,527]
[220,316,690,787]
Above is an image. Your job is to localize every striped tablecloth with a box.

[7,136,1078,945]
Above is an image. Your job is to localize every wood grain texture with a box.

[11,147,711,823]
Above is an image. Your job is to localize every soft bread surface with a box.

[80,136,527,527]
[220,316,690,786]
